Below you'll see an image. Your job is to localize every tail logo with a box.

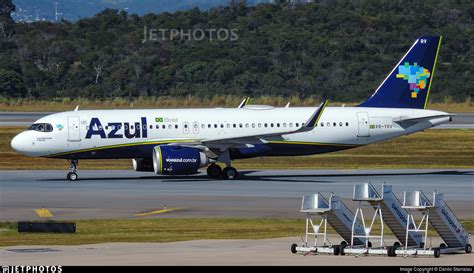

[396,62,431,98]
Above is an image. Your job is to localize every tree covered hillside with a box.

[0,0,472,102]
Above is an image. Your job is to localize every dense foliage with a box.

[0,0,473,102]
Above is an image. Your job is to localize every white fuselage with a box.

[11,106,450,159]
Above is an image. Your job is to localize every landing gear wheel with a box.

[341,241,348,247]
[393,242,401,248]
[67,172,78,181]
[207,164,222,179]
[367,241,372,248]
[466,244,472,253]
[222,167,238,180]
[67,159,79,182]
[291,243,297,254]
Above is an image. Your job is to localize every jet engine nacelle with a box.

[132,158,154,172]
[152,145,212,175]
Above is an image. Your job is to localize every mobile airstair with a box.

[398,190,471,258]
[351,183,423,248]
[291,185,471,258]
[291,193,366,255]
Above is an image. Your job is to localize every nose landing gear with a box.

[67,159,78,181]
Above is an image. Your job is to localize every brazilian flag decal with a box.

[156,117,163,122]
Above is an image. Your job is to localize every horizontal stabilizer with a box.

[392,114,453,123]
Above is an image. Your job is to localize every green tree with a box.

[0,0,15,39]
[0,69,26,98]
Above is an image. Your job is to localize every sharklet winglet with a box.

[304,100,328,128]
[238,97,250,108]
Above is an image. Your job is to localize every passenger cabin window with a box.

[28,123,53,132]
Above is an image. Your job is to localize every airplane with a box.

[11,36,452,181]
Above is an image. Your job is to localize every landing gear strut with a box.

[67,159,78,181]
[206,150,239,180]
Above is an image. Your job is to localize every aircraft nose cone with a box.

[11,132,28,154]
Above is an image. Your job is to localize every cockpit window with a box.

[28,123,53,132]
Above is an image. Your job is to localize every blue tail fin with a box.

[359,36,442,109]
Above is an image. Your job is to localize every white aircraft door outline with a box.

[357,112,370,137]
[67,116,81,142]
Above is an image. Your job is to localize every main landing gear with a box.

[206,164,238,180]
[67,159,79,181]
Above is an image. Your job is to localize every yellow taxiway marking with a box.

[134,208,185,217]
[35,208,53,218]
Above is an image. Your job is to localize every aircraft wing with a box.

[168,100,328,156]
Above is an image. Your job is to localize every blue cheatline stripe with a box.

[267,140,358,147]
[45,139,199,157]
